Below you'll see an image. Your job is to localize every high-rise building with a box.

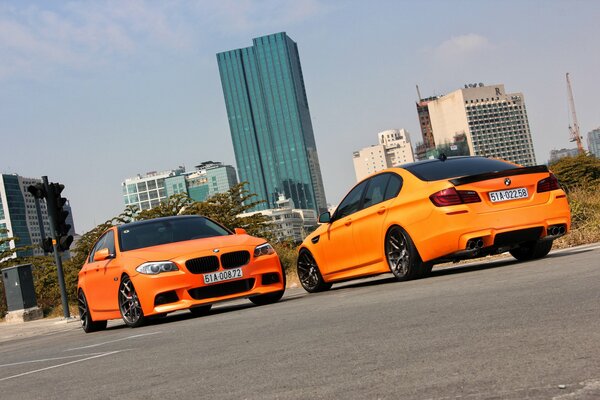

[421,83,537,166]
[122,167,185,211]
[588,128,600,158]
[1,174,53,259]
[164,162,238,202]
[415,96,439,159]
[353,129,414,181]
[217,32,327,214]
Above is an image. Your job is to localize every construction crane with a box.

[566,73,585,154]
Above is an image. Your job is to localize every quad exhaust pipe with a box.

[544,224,567,240]
[466,238,484,251]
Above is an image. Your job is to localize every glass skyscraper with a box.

[217,32,327,214]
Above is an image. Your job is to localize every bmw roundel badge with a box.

[504,178,511,186]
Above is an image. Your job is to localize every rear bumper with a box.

[411,193,571,262]
[131,254,284,316]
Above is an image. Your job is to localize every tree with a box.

[136,193,193,220]
[181,183,272,238]
[550,154,600,191]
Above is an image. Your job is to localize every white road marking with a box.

[0,350,124,382]
[0,352,108,368]
[65,331,162,351]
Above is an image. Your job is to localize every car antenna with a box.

[438,153,447,161]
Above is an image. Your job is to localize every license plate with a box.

[203,268,243,284]
[488,187,529,203]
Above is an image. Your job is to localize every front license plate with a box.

[203,268,243,285]
[489,187,529,203]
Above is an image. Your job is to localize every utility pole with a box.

[566,73,585,154]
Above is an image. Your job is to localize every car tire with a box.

[118,275,146,328]
[417,262,434,279]
[189,304,212,317]
[297,249,332,293]
[385,226,422,281]
[250,265,286,306]
[509,240,553,261]
[78,289,107,333]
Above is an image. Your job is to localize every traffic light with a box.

[27,183,46,199]
[47,182,74,252]
[41,237,54,253]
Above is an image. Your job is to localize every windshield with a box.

[118,216,231,251]
[403,157,515,181]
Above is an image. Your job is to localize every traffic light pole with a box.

[42,176,71,319]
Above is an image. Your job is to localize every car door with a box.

[351,173,403,267]
[82,229,119,312]
[319,180,368,275]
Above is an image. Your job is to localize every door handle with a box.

[377,206,386,215]
[344,218,352,226]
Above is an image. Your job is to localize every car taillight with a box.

[430,187,481,207]
[537,174,560,193]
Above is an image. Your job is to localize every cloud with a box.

[426,33,491,64]
[0,0,331,81]
[0,1,189,80]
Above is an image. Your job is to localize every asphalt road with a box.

[1,244,599,399]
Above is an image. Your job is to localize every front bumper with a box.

[131,253,284,316]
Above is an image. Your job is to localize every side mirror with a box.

[93,248,113,262]
[234,228,247,235]
[318,212,331,224]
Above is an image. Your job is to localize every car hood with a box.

[121,234,266,262]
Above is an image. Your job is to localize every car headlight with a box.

[254,243,275,258]
[136,261,179,275]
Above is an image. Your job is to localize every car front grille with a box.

[188,278,255,300]
[221,251,250,269]
[186,256,219,274]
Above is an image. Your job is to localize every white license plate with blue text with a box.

[489,187,529,203]
[203,268,243,284]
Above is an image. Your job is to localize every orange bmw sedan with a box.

[297,156,571,292]
[77,215,285,332]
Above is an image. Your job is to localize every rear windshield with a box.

[403,157,515,181]
[118,217,231,251]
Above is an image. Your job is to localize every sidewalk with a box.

[0,315,82,344]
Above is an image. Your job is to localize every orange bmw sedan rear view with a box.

[297,156,571,292]
[77,215,285,332]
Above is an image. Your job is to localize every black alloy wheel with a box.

[78,290,107,333]
[509,239,553,261]
[118,275,146,328]
[297,249,332,293]
[385,226,421,281]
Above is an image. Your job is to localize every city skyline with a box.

[1,1,599,233]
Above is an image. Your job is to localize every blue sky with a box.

[1,0,599,233]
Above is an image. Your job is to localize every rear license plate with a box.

[489,187,529,203]
[203,268,243,284]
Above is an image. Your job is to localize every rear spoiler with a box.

[449,165,549,186]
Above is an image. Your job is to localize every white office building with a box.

[426,83,537,166]
[353,129,415,181]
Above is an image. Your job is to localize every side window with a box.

[363,174,391,209]
[384,174,403,201]
[104,230,116,256]
[334,180,368,220]
[88,231,108,262]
